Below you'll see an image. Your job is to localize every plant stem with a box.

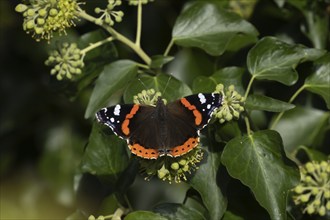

[244,116,252,135]
[76,9,152,66]
[270,85,306,129]
[244,75,255,99]
[135,0,142,47]
[80,37,114,54]
[164,39,174,56]
[112,208,128,220]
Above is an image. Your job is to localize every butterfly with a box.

[96,93,222,159]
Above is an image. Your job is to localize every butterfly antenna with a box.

[162,74,172,96]
[138,78,148,90]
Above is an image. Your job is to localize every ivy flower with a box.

[45,43,84,80]
[292,161,330,216]
[133,89,164,106]
[15,0,81,41]
[94,0,124,26]
[213,84,245,123]
[128,0,154,6]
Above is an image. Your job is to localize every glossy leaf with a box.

[304,54,330,109]
[222,211,244,220]
[247,37,326,85]
[123,74,191,103]
[85,60,138,118]
[245,94,295,112]
[221,130,300,220]
[172,2,258,56]
[125,211,167,220]
[80,123,129,178]
[150,55,174,69]
[190,142,227,220]
[272,107,330,153]
[193,67,245,94]
[154,203,206,220]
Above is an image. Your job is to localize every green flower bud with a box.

[105,16,111,24]
[34,27,44,34]
[50,69,57,75]
[326,201,330,210]
[306,205,315,214]
[88,215,96,220]
[117,11,124,17]
[38,8,47,17]
[94,7,101,14]
[37,18,45,25]
[27,9,35,16]
[318,206,326,216]
[300,194,310,202]
[95,19,103,25]
[171,162,179,170]
[49,8,58,16]
[15,4,28,13]
[97,216,105,220]
[26,20,35,29]
[294,185,304,194]
[179,159,187,166]
[115,16,122,22]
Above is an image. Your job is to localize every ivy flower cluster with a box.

[94,0,124,26]
[45,43,84,80]
[133,90,204,183]
[214,84,245,123]
[293,161,330,216]
[15,0,81,41]
[128,0,154,6]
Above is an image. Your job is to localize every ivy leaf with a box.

[190,140,227,220]
[85,60,138,118]
[150,55,174,69]
[172,2,258,56]
[304,53,330,109]
[247,37,326,85]
[153,203,206,220]
[245,94,295,112]
[221,130,300,220]
[125,211,167,220]
[193,67,245,94]
[123,74,191,103]
[272,107,330,153]
[80,123,129,180]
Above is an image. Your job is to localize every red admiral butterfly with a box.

[96,93,222,159]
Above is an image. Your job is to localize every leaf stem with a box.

[244,116,252,135]
[135,0,142,47]
[244,75,255,99]
[164,39,174,56]
[80,37,114,54]
[270,85,306,129]
[76,9,151,66]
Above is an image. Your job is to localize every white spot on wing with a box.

[114,105,121,116]
[198,93,206,104]
[110,118,115,123]
[207,104,211,109]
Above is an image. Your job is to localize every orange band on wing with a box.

[129,143,159,159]
[121,105,140,136]
[169,137,199,157]
[180,98,202,125]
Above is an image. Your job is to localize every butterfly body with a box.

[96,93,222,159]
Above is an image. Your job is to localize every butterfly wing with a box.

[165,93,222,157]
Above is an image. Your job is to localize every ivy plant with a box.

[13,0,330,220]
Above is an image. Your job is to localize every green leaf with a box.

[297,146,328,162]
[154,203,206,220]
[172,2,258,56]
[272,107,330,153]
[304,53,330,109]
[150,55,174,69]
[85,60,138,118]
[221,130,300,220]
[125,211,167,220]
[193,67,245,94]
[190,143,227,220]
[247,37,326,85]
[123,74,191,103]
[80,123,129,179]
[245,94,295,112]
[167,49,214,85]
[222,211,244,220]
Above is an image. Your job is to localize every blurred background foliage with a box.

[0,0,329,219]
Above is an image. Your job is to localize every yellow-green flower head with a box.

[133,89,165,106]
[15,0,81,41]
[213,84,245,123]
[138,146,204,184]
[94,0,124,26]
[128,0,154,6]
[45,42,84,80]
[292,160,330,216]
